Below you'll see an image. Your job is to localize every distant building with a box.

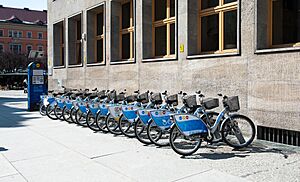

[0,5,47,55]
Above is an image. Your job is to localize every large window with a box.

[9,44,22,54]
[53,21,65,67]
[0,30,3,37]
[68,14,82,66]
[120,0,134,60]
[27,31,32,38]
[269,0,300,47]
[87,4,105,64]
[38,32,43,39]
[198,0,237,54]
[153,0,176,58]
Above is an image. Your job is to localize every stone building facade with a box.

[48,0,300,144]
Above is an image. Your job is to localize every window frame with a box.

[119,0,134,61]
[38,32,43,39]
[8,30,13,37]
[27,31,32,38]
[67,12,83,67]
[9,44,22,54]
[198,0,238,55]
[268,0,300,49]
[152,0,176,58]
[53,20,66,68]
[86,2,106,66]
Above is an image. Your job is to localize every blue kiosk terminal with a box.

[27,51,48,111]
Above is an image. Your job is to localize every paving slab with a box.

[0,174,26,182]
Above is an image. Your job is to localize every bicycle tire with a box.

[75,109,87,127]
[221,114,256,149]
[70,107,77,123]
[118,114,136,138]
[169,124,202,156]
[95,112,108,133]
[62,106,72,123]
[147,119,169,147]
[105,114,122,135]
[54,105,64,121]
[86,111,101,132]
[134,118,152,145]
[39,104,46,116]
[46,104,58,120]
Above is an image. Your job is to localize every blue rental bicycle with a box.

[169,94,256,156]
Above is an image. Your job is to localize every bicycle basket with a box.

[150,93,163,104]
[137,92,149,104]
[116,93,125,102]
[126,95,137,103]
[183,95,197,108]
[224,96,240,112]
[108,91,117,101]
[202,98,219,110]
[166,94,178,106]
[98,90,107,99]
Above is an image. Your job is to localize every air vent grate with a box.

[257,125,300,146]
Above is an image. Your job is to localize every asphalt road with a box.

[0,90,299,182]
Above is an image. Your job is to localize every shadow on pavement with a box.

[181,142,294,160]
[0,97,42,128]
[0,147,8,152]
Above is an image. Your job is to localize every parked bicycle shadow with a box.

[180,141,295,160]
[0,97,42,128]
[0,147,8,152]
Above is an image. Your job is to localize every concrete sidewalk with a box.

[0,90,299,182]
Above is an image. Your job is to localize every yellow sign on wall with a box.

[180,44,184,53]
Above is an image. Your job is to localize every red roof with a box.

[0,6,47,24]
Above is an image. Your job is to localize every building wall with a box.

[0,23,47,54]
[47,0,300,132]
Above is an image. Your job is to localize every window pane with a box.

[76,42,82,64]
[77,20,81,41]
[170,0,175,17]
[224,10,237,49]
[0,30,3,37]
[170,23,175,55]
[97,13,103,35]
[122,33,130,59]
[155,25,167,56]
[272,0,300,45]
[201,0,219,10]
[155,0,166,21]
[201,14,219,52]
[122,2,130,29]
[224,0,237,4]
[97,39,103,62]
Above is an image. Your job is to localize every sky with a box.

[1,0,47,11]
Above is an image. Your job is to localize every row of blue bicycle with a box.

[39,88,256,156]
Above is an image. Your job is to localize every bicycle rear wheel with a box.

[39,104,46,116]
[221,114,256,149]
[134,118,152,145]
[119,115,136,138]
[86,111,100,131]
[169,125,202,156]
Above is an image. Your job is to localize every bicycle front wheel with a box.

[169,125,202,156]
[105,114,122,135]
[46,104,58,120]
[147,119,169,147]
[119,115,136,138]
[86,111,100,132]
[134,118,152,145]
[221,114,256,149]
